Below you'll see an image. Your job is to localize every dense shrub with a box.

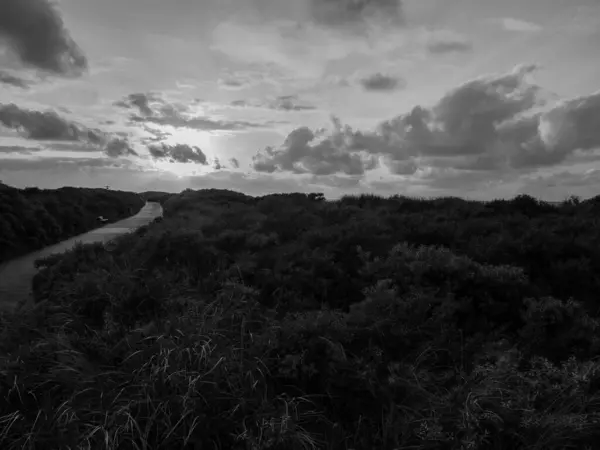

[2,188,600,449]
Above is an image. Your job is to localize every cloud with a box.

[140,125,173,144]
[427,40,472,54]
[271,95,317,111]
[218,78,249,90]
[250,64,600,185]
[564,5,600,36]
[507,90,600,168]
[251,115,395,177]
[104,139,138,157]
[230,100,251,108]
[0,70,30,88]
[0,103,89,140]
[115,92,160,116]
[308,0,404,30]
[426,30,473,54]
[217,66,282,91]
[356,64,548,171]
[114,92,180,118]
[499,18,543,33]
[230,94,317,111]
[0,0,87,75]
[213,157,224,170]
[43,139,137,157]
[252,125,379,176]
[210,7,408,80]
[359,72,406,92]
[147,143,208,164]
[115,92,271,131]
[0,103,137,157]
[0,156,133,173]
[322,74,352,88]
[0,145,39,155]
[137,114,267,132]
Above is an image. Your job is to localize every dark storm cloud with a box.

[0,0,87,75]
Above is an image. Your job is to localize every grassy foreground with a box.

[1,189,600,449]
[0,183,147,264]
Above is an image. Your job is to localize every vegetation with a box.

[140,191,175,205]
[0,182,145,264]
[1,188,600,449]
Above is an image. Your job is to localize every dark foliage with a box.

[140,190,176,205]
[0,182,144,263]
[1,189,600,449]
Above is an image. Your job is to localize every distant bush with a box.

[140,190,176,205]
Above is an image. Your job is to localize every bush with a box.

[2,188,600,449]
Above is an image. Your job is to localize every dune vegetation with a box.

[140,191,176,205]
[0,183,147,264]
[1,188,600,449]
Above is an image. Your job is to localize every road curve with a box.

[0,201,163,313]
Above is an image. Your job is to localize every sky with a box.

[0,0,599,201]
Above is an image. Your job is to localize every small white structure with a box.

[97,216,109,223]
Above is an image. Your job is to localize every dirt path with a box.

[0,201,163,313]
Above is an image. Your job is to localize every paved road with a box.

[0,201,163,313]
